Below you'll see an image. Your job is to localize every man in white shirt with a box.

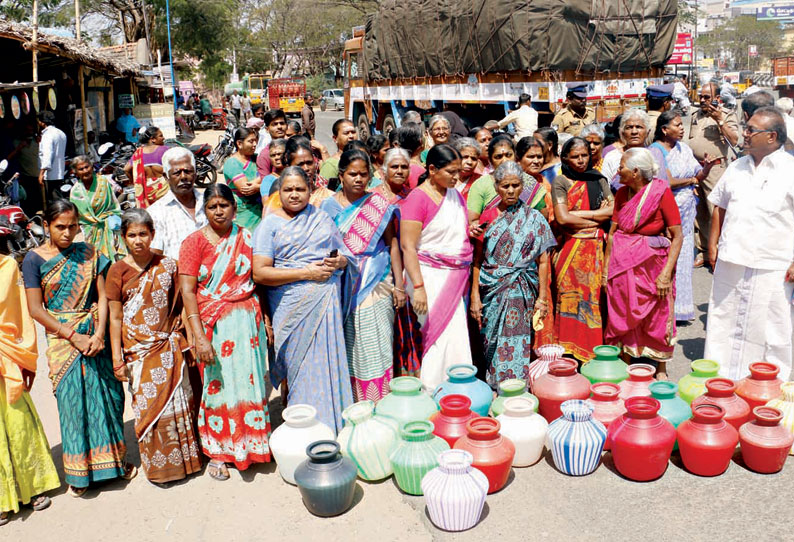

[497,93,538,141]
[230,90,242,125]
[37,111,67,198]
[705,106,794,380]
[148,147,207,260]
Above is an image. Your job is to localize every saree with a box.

[112,256,202,483]
[479,203,556,387]
[0,256,59,513]
[482,174,547,214]
[405,189,474,391]
[553,180,605,362]
[322,193,395,402]
[180,225,271,469]
[264,205,354,433]
[223,156,263,230]
[70,174,126,261]
[605,178,676,361]
[651,141,700,321]
[131,147,169,208]
[39,243,127,488]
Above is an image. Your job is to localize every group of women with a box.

[1,107,700,522]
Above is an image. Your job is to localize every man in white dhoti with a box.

[705,106,794,380]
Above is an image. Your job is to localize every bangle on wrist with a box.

[66,328,76,341]
[394,286,405,293]
[187,313,200,321]
[412,282,424,290]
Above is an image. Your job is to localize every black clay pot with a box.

[293,440,357,517]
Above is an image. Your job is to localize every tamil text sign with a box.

[669,33,693,65]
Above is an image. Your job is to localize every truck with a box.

[773,57,794,98]
[343,0,678,140]
[248,73,269,106]
[268,78,306,116]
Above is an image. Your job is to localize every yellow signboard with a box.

[698,58,715,68]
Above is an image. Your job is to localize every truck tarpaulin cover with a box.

[362,0,678,80]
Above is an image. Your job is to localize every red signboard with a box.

[669,33,693,65]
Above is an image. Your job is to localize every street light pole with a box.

[165,0,178,111]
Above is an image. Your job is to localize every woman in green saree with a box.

[23,200,136,498]
[69,155,126,261]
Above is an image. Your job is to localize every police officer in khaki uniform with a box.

[552,83,596,136]
[644,83,674,145]
[687,81,739,267]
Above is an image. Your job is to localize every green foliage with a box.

[677,0,701,27]
[699,15,784,71]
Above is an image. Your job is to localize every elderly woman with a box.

[23,200,135,497]
[263,137,334,214]
[580,123,606,171]
[69,155,126,261]
[600,108,670,191]
[320,149,402,401]
[467,134,547,221]
[179,183,272,481]
[471,161,556,386]
[650,111,718,322]
[534,127,561,184]
[374,148,423,377]
[125,126,169,208]
[0,248,59,524]
[604,148,682,378]
[552,137,614,362]
[107,209,202,484]
[453,137,482,200]
[259,138,287,204]
[420,114,451,164]
[401,144,474,391]
[253,167,354,432]
[223,127,263,230]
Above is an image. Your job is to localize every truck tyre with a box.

[357,113,371,141]
[382,114,396,138]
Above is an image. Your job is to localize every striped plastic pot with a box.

[547,399,607,476]
[390,420,450,495]
[337,400,399,481]
[421,449,489,532]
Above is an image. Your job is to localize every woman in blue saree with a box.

[650,111,717,322]
[470,162,556,387]
[320,149,402,402]
[23,200,135,497]
[253,167,355,433]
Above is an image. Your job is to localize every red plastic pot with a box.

[533,359,591,423]
[587,383,626,451]
[429,394,479,447]
[608,396,676,481]
[735,362,783,410]
[453,417,515,494]
[692,378,751,431]
[739,406,794,474]
[677,403,739,477]
[618,363,656,400]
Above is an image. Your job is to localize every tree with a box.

[699,15,783,71]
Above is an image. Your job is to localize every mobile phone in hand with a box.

[329,249,338,258]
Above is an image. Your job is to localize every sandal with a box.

[31,495,51,511]
[121,463,138,481]
[68,486,88,498]
[0,512,9,526]
[207,460,230,481]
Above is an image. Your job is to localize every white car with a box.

[320,89,344,111]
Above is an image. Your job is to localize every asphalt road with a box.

[9,109,794,541]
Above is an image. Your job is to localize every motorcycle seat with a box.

[188,143,212,157]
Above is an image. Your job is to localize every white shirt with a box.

[497,105,538,140]
[672,81,690,109]
[148,188,207,260]
[230,94,241,109]
[784,115,794,147]
[38,125,67,180]
[255,131,271,156]
[709,148,794,270]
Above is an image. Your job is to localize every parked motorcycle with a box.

[0,159,46,265]
[210,124,235,170]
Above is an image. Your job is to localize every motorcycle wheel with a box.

[195,158,217,188]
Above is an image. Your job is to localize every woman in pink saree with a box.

[401,144,474,391]
[604,148,683,379]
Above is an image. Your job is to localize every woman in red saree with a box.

[124,126,170,209]
[107,209,202,484]
[551,137,614,362]
[604,148,682,379]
